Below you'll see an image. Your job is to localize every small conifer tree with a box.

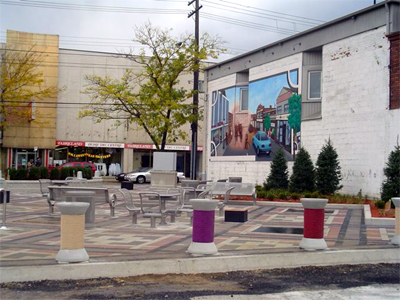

[289,147,315,193]
[315,138,343,195]
[264,148,289,190]
[381,145,400,202]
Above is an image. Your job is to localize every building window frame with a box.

[284,104,289,113]
[239,88,248,111]
[308,71,322,100]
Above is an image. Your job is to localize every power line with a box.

[2,44,247,63]
[201,12,298,35]
[212,0,326,24]
[203,1,322,27]
[0,0,190,14]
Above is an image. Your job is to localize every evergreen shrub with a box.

[264,149,289,190]
[40,167,49,179]
[28,167,41,180]
[381,145,400,203]
[315,138,343,195]
[50,167,60,180]
[289,147,315,193]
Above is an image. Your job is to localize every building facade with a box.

[204,1,400,198]
[1,31,206,177]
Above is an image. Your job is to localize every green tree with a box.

[289,147,315,193]
[263,114,271,131]
[0,46,58,131]
[315,138,343,195]
[80,23,225,150]
[288,93,301,133]
[264,148,289,190]
[381,145,400,202]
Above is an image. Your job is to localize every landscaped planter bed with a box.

[227,196,395,219]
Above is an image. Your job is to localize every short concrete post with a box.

[187,199,219,255]
[109,193,117,218]
[299,198,328,250]
[56,202,90,263]
[77,171,83,180]
[391,198,400,246]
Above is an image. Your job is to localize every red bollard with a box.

[300,198,328,250]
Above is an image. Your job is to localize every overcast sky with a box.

[0,0,385,61]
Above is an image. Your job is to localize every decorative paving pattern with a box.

[0,183,396,266]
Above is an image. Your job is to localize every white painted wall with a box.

[302,26,399,198]
[205,27,399,197]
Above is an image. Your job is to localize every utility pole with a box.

[188,0,202,180]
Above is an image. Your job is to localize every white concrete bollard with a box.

[56,202,90,263]
[391,198,400,246]
[77,171,83,180]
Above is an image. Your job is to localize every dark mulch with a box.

[1,263,399,299]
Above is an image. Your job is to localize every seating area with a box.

[39,177,257,228]
[1,178,397,273]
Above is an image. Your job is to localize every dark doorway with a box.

[141,155,150,168]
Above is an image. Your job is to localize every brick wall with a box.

[205,27,399,197]
[388,32,400,110]
[302,26,400,198]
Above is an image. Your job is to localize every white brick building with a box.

[204,1,400,198]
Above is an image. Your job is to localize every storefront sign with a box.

[85,142,125,148]
[125,143,154,150]
[56,141,85,147]
[125,143,203,151]
[57,141,203,151]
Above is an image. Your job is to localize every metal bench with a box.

[39,179,53,214]
[119,188,140,224]
[138,192,167,228]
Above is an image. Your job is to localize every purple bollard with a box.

[187,199,220,255]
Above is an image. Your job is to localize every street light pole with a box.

[188,0,202,180]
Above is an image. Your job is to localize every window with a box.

[240,88,248,111]
[309,71,321,99]
[277,106,282,115]
[284,104,289,113]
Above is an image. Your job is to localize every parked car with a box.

[252,131,272,156]
[59,162,96,174]
[123,167,186,184]
[115,172,130,182]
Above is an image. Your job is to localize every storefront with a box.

[6,148,54,169]
[55,141,203,177]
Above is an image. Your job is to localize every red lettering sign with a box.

[56,141,85,147]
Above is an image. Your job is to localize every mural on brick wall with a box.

[210,69,300,161]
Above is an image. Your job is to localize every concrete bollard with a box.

[187,199,220,255]
[391,197,400,246]
[299,198,328,250]
[56,202,90,263]
[77,171,83,180]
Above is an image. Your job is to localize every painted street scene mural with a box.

[210,69,301,161]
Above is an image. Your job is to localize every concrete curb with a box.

[364,204,395,226]
[1,248,399,283]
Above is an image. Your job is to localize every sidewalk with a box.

[0,182,398,283]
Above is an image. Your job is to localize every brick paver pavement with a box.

[0,181,395,267]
